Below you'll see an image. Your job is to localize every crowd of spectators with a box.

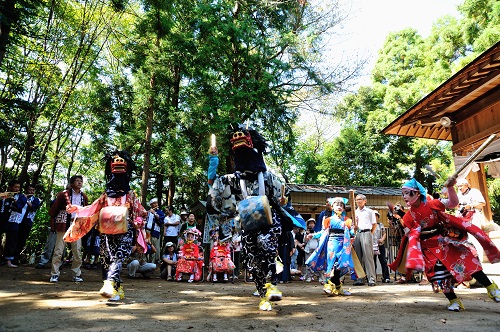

[1,176,496,292]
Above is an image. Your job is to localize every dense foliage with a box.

[0,0,360,207]
[288,0,500,203]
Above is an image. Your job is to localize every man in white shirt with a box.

[456,178,486,224]
[163,206,180,247]
[456,178,487,261]
[353,194,377,286]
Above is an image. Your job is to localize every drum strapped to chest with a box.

[238,195,272,232]
[99,196,129,234]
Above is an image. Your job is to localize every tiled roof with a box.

[286,184,401,196]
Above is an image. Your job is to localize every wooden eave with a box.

[286,184,401,196]
[382,41,500,141]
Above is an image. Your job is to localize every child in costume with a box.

[65,151,146,301]
[306,197,360,296]
[176,229,203,282]
[389,177,500,311]
[207,230,235,282]
[206,125,291,311]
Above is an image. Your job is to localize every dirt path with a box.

[0,264,499,332]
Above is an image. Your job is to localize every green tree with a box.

[0,0,133,198]
[459,0,500,53]
[294,0,500,191]
[121,0,362,206]
[293,26,457,187]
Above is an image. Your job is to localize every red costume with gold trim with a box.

[208,241,235,279]
[176,240,203,281]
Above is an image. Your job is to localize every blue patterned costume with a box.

[307,213,355,278]
[306,197,356,296]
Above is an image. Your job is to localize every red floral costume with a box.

[176,241,203,281]
[208,241,235,278]
[390,199,500,285]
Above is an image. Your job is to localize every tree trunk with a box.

[156,172,164,207]
[46,154,59,203]
[140,13,160,206]
[31,113,62,186]
[18,114,37,187]
[140,80,155,206]
[0,143,14,186]
[65,129,84,181]
[168,173,175,207]
[43,123,70,201]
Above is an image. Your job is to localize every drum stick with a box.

[445,133,497,186]
[455,134,496,176]
[349,189,356,228]
[424,165,440,178]
[211,134,216,147]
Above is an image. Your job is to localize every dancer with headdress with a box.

[206,125,291,311]
[389,177,500,311]
[306,197,361,296]
[65,150,146,301]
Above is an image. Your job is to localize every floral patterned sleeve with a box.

[128,191,146,224]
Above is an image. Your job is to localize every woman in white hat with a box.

[160,241,177,281]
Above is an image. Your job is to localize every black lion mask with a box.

[104,150,135,197]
